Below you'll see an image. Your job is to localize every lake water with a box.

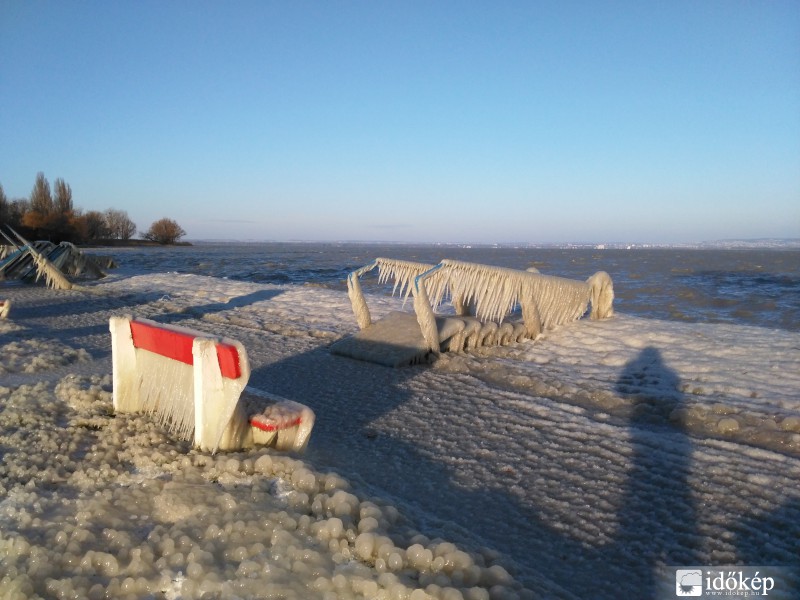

[90,242,800,332]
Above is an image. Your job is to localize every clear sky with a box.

[1,1,798,244]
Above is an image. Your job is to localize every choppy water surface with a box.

[93,243,800,331]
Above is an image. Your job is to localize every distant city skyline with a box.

[1,1,798,244]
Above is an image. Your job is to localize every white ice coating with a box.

[0,372,525,600]
[4,228,75,291]
[375,258,437,303]
[347,258,437,330]
[346,257,614,356]
[1,231,107,292]
[27,244,75,291]
[428,259,610,328]
[1,271,798,598]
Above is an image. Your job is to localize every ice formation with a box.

[0,227,108,290]
[5,227,75,290]
[247,391,316,452]
[343,257,614,360]
[0,337,90,375]
[1,260,797,599]
[110,315,315,454]
[426,259,614,328]
[0,373,530,600]
[346,258,436,330]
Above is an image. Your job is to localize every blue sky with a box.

[1,1,798,244]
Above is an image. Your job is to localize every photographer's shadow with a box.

[611,346,702,595]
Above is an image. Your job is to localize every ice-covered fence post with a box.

[518,293,542,339]
[413,265,442,355]
[452,295,473,316]
[587,271,614,320]
[347,260,378,330]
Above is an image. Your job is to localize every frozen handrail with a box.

[435,259,614,331]
[109,316,314,453]
[412,263,447,354]
[346,258,437,330]
[3,226,74,290]
[1,226,107,287]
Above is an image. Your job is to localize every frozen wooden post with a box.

[413,264,445,354]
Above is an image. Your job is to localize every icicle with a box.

[439,260,527,323]
[436,259,602,332]
[7,226,74,290]
[341,256,613,360]
[523,274,592,328]
[374,258,436,303]
[135,350,196,441]
[30,249,74,290]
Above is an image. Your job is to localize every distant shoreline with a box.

[75,238,800,251]
[79,238,192,248]
[173,238,800,250]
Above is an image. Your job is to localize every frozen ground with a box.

[1,272,799,599]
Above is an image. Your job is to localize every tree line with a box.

[0,172,186,245]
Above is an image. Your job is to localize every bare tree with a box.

[142,218,187,244]
[0,184,9,224]
[30,172,53,215]
[104,209,136,240]
[10,198,29,226]
[53,178,73,214]
[83,210,111,239]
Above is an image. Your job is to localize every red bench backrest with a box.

[129,320,241,379]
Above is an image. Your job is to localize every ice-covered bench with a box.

[109,316,314,453]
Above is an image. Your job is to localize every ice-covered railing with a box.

[346,258,437,330]
[432,258,613,327]
[0,227,74,290]
[0,226,107,290]
[345,257,614,357]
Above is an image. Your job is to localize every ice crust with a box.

[0,374,524,599]
[1,272,799,598]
